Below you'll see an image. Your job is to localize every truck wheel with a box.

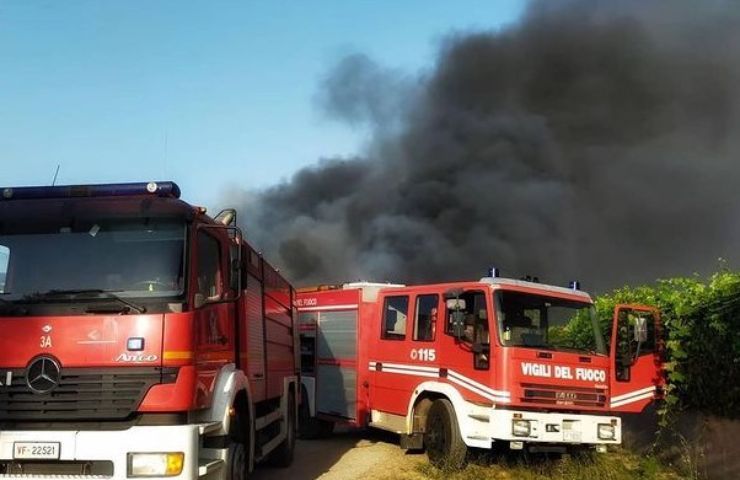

[270,390,296,467]
[424,399,467,469]
[225,442,248,480]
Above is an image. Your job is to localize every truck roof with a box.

[0,195,197,224]
[300,277,593,303]
[0,181,199,224]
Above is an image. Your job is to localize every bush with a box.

[592,270,740,420]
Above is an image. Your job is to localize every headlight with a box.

[128,452,184,477]
[597,423,616,440]
[512,419,531,437]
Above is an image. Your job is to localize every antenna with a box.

[51,165,61,186]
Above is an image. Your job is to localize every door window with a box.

[413,294,438,341]
[196,232,222,301]
[382,296,409,340]
[0,245,9,293]
[615,308,659,381]
[445,291,490,369]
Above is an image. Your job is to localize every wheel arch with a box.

[405,381,491,449]
[191,363,255,438]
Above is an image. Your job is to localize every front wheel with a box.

[424,399,467,469]
[224,442,248,480]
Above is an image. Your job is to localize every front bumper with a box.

[0,424,200,479]
[489,409,622,445]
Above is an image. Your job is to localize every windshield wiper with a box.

[27,289,146,314]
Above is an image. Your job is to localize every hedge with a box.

[591,270,740,420]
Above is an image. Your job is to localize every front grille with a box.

[522,383,607,408]
[0,367,177,421]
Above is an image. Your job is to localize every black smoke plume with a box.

[235,0,740,291]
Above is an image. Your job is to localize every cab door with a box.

[609,305,664,413]
[371,293,417,416]
[192,229,236,408]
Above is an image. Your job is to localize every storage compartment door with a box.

[316,310,358,420]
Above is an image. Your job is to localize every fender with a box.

[279,376,299,439]
[405,381,493,449]
[191,363,255,439]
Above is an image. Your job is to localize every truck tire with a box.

[225,442,248,480]
[269,390,296,467]
[424,399,467,469]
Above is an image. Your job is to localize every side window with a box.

[413,294,438,342]
[446,291,490,370]
[446,291,489,343]
[196,232,222,300]
[382,296,409,340]
[0,245,9,293]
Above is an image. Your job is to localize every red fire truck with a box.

[0,182,298,479]
[297,277,663,467]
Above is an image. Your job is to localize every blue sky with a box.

[0,0,525,208]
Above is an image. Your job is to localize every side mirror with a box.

[446,298,467,340]
[633,316,648,344]
[226,228,243,298]
[229,257,241,293]
[446,298,466,311]
[452,311,465,340]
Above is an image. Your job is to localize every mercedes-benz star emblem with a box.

[26,357,61,394]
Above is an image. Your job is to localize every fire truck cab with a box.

[298,276,662,467]
[0,182,299,479]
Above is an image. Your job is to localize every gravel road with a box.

[251,429,425,480]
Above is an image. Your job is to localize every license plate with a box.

[13,442,61,460]
[563,431,582,442]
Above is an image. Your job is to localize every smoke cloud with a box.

[236,0,740,291]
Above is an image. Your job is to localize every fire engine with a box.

[0,182,299,479]
[297,275,663,467]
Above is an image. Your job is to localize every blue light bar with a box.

[0,181,181,201]
[488,266,500,278]
[569,280,581,291]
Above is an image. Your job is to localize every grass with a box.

[374,448,688,480]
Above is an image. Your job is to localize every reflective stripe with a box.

[447,373,511,403]
[610,386,656,403]
[381,367,439,379]
[298,304,358,312]
[447,370,510,398]
[368,361,511,403]
[381,362,439,373]
[610,386,657,407]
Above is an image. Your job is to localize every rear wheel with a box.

[270,390,296,467]
[424,399,467,469]
[225,442,248,480]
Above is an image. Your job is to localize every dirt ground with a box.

[251,428,424,480]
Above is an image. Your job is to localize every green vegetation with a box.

[376,449,686,480]
[591,268,740,421]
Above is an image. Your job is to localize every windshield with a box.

[495,290,607,355]
[0,218,186,300]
